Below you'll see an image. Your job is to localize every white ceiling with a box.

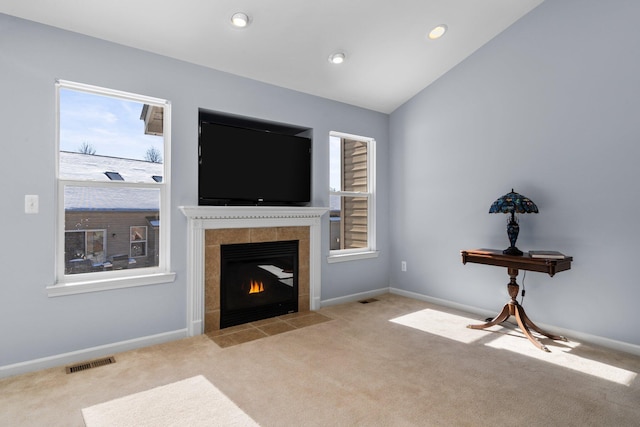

[0,0,543,113]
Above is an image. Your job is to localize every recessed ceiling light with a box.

[428,24,448,40]
[328,52,346,64]
[231,12,250,28]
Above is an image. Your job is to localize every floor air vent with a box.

[358,298,379,304]
[65,356,116,374]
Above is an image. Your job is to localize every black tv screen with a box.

[199,122,311,206]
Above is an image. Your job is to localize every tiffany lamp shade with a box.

[489,189,538,256]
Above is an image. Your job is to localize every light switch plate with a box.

[25,195,39,214]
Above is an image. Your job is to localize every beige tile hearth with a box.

[206,311,332,348]
[204,226,312,334]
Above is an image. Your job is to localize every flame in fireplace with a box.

[248,280,265,294]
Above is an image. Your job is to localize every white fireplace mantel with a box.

[179,205,329,336]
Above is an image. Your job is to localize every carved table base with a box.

[466,266,568,352]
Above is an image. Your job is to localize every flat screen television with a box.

[199,121,312,206]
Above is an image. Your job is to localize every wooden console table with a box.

[461,249,573,352]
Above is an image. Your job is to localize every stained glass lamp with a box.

[489,189,538,256]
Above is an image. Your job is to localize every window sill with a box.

[327,250,379,264]
[47,272,176,297]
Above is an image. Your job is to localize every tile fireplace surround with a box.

[179,206,328,336]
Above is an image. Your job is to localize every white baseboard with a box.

[389,287,640,357]
[320,287,390,307]
[6,288,639,379]
[0,329,188,379]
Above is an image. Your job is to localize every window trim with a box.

[49,80,174,296]
[328,131,378,263]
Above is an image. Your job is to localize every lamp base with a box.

[503,246,523,256]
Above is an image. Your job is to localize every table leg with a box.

[466,267,567,352]
[515,304,567,342]
[467,303,511,330]
[512,303,551,352]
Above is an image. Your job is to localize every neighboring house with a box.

[61,151,162,273]
[330,139,369,250]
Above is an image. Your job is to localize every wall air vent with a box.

[65,356,116,374]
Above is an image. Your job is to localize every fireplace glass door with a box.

[220,240,298,328]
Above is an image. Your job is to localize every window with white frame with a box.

[51,80,174,294]
[328,131,377,262]
[130,226,147,258]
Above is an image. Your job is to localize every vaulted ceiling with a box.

[0,0,544,113]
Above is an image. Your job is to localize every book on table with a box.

[528,250,566,259]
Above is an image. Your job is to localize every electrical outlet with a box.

[401,261,407,272]
[25,195,39,214]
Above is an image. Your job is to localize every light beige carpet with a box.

[2,294,639,426]
[81,375,259,427]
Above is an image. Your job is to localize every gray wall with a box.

[4,0,638,370]
[0,14,390,367]
[390,0,640,347]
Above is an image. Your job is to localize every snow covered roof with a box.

[64,186,160,211]
[60,151,162,183]
[61,152,162,211]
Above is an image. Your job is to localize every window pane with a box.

[330,137,368,193]
[131,241,146,258]
[331,196,369,250]
[64,186,160,273]
[86,230,105,260]
[130,226,148,258]
[59,88,164,170]
[330,135,342,192]
[65,231,86,262]
[64,229,106,274]
[342,139,368,193]
[130,226,147,241]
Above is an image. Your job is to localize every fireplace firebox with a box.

[220,240,299,328]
